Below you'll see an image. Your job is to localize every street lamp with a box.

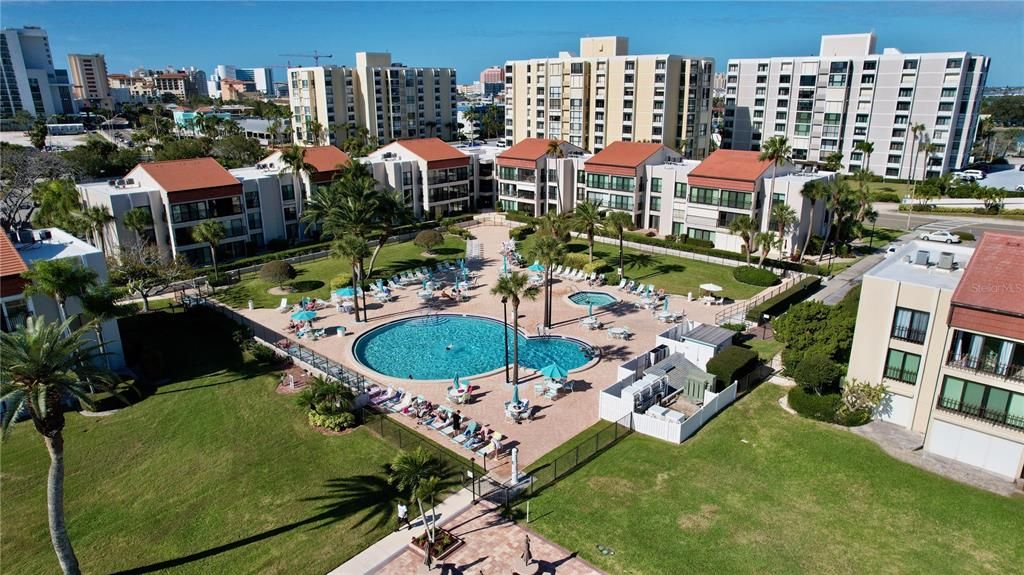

[905,194,912,230]
[501,296,510,385]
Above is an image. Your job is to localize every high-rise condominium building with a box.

[207,65,274,98]
[1,26,75,117]
[287,51,458,146]
[503,36,714,158]
[724,33,989,179]
[67,53,112,110]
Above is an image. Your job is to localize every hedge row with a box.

[746,276,822,322]
[732,265,781,287]
[705,346,757,390]
[898,205,1024,217]
[868,191,902,203]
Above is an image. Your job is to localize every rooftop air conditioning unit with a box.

[33,229,51,241]
[16,229,35,244]
[115,179,126,187]
[937,252,955,271]
[107,180,117,186]
[124,178,134,185]
[914,250,930,266]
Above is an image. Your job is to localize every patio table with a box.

[608,327,628,339]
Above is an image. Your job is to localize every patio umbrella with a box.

[588,302,594,317]
[664,295,670,311]
[511,382,521,405]
[422,279,428,290]
[452,375,461,391]
[291,310,316,321]
[527,260,545,272]
[335,287,356,298]
[699,283,723,293]
[539,363,568,380]
[502,255,508,274]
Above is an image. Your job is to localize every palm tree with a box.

[279,145,318,207]
[190,220,226,278]
[306,119,326,145]
[1,316,120,575]
[727,214,758,264]
[818,180,850,261]
[366,189,413,279]
[770,203,798,258]
[570,200,603,263]
[22,259,98,328]
[490,271,539,388]
[122,207,154,244]
[920,142,940,185]
[908,123,926,185]
[388,447,445,544]
[854,140,875,173]
[296,375,355,414]
[754,231,776,267]
[81,205,114,255]
[424,120,437,138]
[527,235,564,329]
[538,211,570,242]
[601,210,634,275]
[78,284,132,370]
[798,180,826,260]
[544,139,565,212]
[334,235,370,323]
[758,136,792,214]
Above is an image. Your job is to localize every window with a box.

[688,186,716,205]
[861,74,875,84]
[885,349,921,384]
[284,206,297,221]
[898,87,913,98]
[890,142,904,151]
[281,184,295,202]
[674,182,687,198]
[946,58,963,69]
[649,196,661,211]
[244,190,260,209]
[938,376,1024,430]
[938,102,954,112]
[887,154,901,164]
[687,227,714,243]
[625,61,635,71]
[778,74,791,84]
[903,60,918,70]
[896,101,912,111]
[891,307,929,343]
[941,87,957,98]
[947,330,1024,381]
[855,113,868,123]
[651,177,662,193]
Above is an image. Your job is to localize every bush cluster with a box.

[248,343,280,365]
[509,225,535,242]
[745,277,822,322]
[868,191,902,203]
[720,322,747,332]
[773,286,860,379]
[329,274,352,290]
[732,265,781,287]
[787,386,841,423]
[561,252,590,270]
[308,411,356,431]
[955,231,976,241]
[259,260,297,286]
[583,258,609,274]
[706,346,758,390]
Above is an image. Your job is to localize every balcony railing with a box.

[884,365,918,384]
[946,354,1024,383]
[891,326,927,344]
[936,397,1024,430]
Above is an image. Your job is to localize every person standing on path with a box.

[452,410,462,433]
[521,534,533,567]
[396,501,413,531]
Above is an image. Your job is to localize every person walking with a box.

[451,410,462,433]
[396,501,413,531]
[521,534,533,567]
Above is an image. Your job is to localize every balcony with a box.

[884,365,918,384]
[946,354,1024,383]
[936,396,1024,430]
[891,326,927,344]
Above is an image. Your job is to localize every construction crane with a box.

[279,50,334,66]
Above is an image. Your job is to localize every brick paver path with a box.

[373,502,604,575]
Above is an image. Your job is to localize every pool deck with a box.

[236,224,767,479]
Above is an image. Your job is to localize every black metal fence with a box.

[524,413,632,496]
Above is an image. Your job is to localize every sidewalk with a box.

[328,489,476,575]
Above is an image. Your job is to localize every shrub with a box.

[249,343,280,365]
[583,258,609,274]
[788,386,841,423]
[955,231,976,241]
[868,191,902,203]
[329,274,352,290]
[509,225,535,242]
[745,277,822,322]
[835,378,886,427]
[706,346,758,390]
[605,271,621,287]
[732,265,781,287]
[414,229,444,253]
[259,260,296,287]
[308,411,356,431]
[561,252,590,270]
[720,322,747,332]
[790,348,842,394]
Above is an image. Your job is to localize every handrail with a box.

[714,274,802,325]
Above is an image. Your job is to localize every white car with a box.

[950,172,976,182]
[962,169,986,180]
[1016,184,1024,193]
[920,230,962,244]
[883,244,900,258]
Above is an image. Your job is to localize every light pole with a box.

[905,194,912,230]
[501,296,510,385]
[868,217,877,251]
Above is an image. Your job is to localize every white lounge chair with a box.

[587,271,597,283]
[573,269,585,281]
[276,298,289,312]
[551,265,563,277]
[616,278,627,290]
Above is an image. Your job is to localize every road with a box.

[872,202,1024,237]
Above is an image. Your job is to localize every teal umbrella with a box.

[291,310,316,321]
[664,295,670,311]
[511,382,521,405]
[528,260,545,272]
[453,375,461,391]
[502,255,508,274]
[588,303,594,317]
[540,363,568,380]
[335,287,356,297]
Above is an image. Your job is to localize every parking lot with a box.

[974,161,1024,191]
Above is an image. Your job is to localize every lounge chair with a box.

[563,268,576,279]
[387,280,401,291]
[371,386,395,405]
[277,298,289,312]
[587,271,597,283]
[616,278,627,290]
[623,280,635,293]
[464,429,491,451]
[550,265,561,277]
[452,421,478,444]
[475,432,505,458]
[573,269,585,281]
[390,392,413,413]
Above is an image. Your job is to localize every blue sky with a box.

[4,1,1022,85]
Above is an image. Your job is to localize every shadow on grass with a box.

[290,280,325,292]
[110,474,403,575]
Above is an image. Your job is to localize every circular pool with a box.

[353,314,596,380]
[568,291,618,307]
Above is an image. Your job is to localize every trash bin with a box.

[248,299,254,310]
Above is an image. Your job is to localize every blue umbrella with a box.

[291,310,316,321]
[511,383,521,405]
[335,287,356,297]
[588,303,593,317]
[422,279,428,290]
[502,255,508,274]
[528,260,545,272]
[664,295,670,311]
[539,363,568,380]
[453,375,461,391]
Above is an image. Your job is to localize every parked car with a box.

[962,169,986,180]
[883,244,901,258]
[919,230,962,244]
[1018,164,1024,171]
[950,172,976,182]
[1016,184,1024,192]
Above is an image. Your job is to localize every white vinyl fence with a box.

[599,381,739,444]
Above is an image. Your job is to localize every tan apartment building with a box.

[503,37,714,158]
[848,235,1024,482]
[67,53,112,110]
[287,51,458,147]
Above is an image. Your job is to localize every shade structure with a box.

[527,260,545,272]
[700,283,723,293]
[511,382,521,405]
[335,287,357,297]
[291,310,317,321]
[539,363,569,380]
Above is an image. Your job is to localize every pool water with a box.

[568,291,618,307]
[353,315,595,380]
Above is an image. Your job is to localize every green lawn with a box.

[839,176,913,200]
[525,385,1024,575]
[520,236,764,301]
[741,337,784,362]
[217,236,466,309]
[0,310,409,575]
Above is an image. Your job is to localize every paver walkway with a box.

[372,502,605,575]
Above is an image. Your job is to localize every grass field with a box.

[0,310,408,575]
[525,384,1024,575]
[216,236,465,309]
[520,236,764,301]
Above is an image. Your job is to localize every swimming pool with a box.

[353,314,596,380]
[568,291,618,307]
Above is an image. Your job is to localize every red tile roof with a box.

[138,158,240,193]
[585,141,667,170]
[394,138,469,167]
[951,232,1024,318]
[0,233,29,297]
[498,138,563,162]
[687,150,775,192]
[303,146,351,173]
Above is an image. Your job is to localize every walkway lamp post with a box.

[502,296,510,385]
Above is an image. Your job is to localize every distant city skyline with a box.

[2,1,1022,85]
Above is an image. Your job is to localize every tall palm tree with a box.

[424,120,437,138]
[334,236,370,323]
[754,231,776,267]
[854,140,875,173]
[1,316,120,575]
[818,180,849,261]
[527,235,564,329]
[544,139,565,212]
[388,447,445,544]
[570,200,603,263]
[78,284,132,370]
[728,214,758,265]
[538,211,570,242]
[601,210,634,275]
[908,123,926,184]
[490,271,539,388]
[798,180,826,260]
[366,189,413,279]
[190,220,226,278]
[770,203,798,258]
[122,207,153,244]
[758,136,792,216]
[279,145,318,207]
[22,259,98,328]
[81,205,114,255]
